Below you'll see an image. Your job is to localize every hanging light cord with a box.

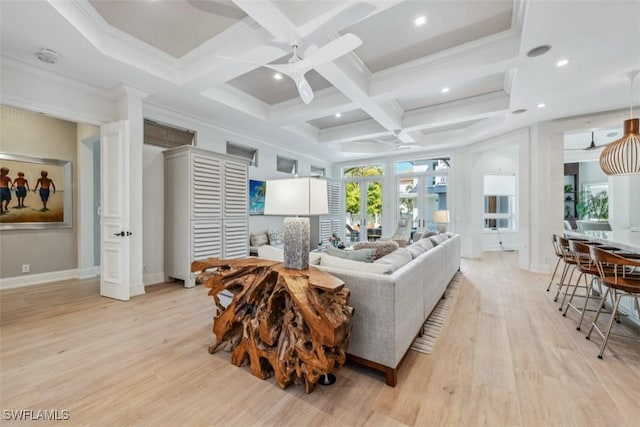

[629,70,639,118]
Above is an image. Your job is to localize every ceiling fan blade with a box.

[291,72,314,104]
[298,34,362,70]
[232,0,299,43]
[217,55,292,75]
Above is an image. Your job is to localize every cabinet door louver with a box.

[192,155,222,218]
[224,161,248,217]
[224,220,248,258]
[192,221,222,259]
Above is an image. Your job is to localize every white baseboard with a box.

[0,269,78,290]
[144,272,166,286]
[78,266,100,279]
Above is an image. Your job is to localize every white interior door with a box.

[100,120,130,301]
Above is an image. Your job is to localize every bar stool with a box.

[546,234,565,293]
[553,236,580,308]
[586,246,640,359]
[562,240,612,330]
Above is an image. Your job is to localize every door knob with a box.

[113,231,125,236]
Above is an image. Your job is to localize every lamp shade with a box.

[433,210,450,224]
[599,118,640,175]
[264,177,328,216]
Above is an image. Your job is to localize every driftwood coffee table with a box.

[191,258,353,394]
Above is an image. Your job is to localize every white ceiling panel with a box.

[308,109,372,129]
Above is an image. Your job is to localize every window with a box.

[395,157,450,231]
[276,155,298,175]
[226,141,258,166]
[144,119,195,148]
[310,165,326,177]
[483,175,516,230]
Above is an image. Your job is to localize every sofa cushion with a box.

[250,231,269,247]
[415,230,437,240]
[429,234,447,245]
[353,240,399,260]
[407,240,430,258]
[327,246,375,263]
[267,229,283,245]
[320,254,394,274]
[257,245,322,265]
[374,247,412,272]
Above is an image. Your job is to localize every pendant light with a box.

[599,71,640,175]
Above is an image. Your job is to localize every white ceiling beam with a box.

[318,119,388,144]
[281,123,320,142]
[269,89,355,125]
[402,91,511,131]
[200,84,270,122]
[369,32,521,101]
[315,52,415,142]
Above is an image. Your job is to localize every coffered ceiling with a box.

[1,0,639,162]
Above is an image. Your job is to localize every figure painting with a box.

[0,153,71,229]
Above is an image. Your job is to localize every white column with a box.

[113,84,149,296]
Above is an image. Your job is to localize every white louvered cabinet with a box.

[164,146,249,287]
[311,178,342,249]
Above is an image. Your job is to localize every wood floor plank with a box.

[1,252,639,426]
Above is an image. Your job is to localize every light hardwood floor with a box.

[1,252,639,426]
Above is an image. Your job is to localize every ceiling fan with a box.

[565,132,609,151]
[216,0,371,104]
[219,34,362,105]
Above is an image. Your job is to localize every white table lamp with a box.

[433,210,450,233]
[264,177,328,269]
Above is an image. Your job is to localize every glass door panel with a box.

[366,180,382,241]
[344,181,361,243]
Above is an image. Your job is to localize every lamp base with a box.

[283,217,310,270]
[437,224,447,233]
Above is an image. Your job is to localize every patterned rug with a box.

[410,272,463,354]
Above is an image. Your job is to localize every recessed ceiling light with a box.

[414,16,427,26]
[273,73,283,80]
[527,45,551,57]
[441,87,449,94]
[556,58,570,67]
[36,48,59,64]
[512,109,527,114]
[537,103,546,108]
[335,113,342,118]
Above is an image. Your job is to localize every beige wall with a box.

[0,106,78,278]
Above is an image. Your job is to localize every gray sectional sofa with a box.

[257,233,461,386]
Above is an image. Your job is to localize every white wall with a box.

[142,145,165,285]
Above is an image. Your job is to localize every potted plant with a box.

[576,190,609,220]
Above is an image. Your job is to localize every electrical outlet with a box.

[22,264,30,273]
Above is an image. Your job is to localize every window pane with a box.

[396,157,450,174]
[343,164,383,177]
[276,156,297,174]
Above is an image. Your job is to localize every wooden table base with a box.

[192,258,353,394]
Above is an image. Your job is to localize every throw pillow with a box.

[374,248,412,272]
[267,229,283,245]
[320,254,394,274]
[407,242,427,259]
[326,246,375,263]
[420,231,438,239]
[429,234,446,245]
[250,231,269,247]
[352,240,399,260]
[414,238,434,252]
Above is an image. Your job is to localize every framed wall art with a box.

[0,153,72,229]
[248,179,266,215]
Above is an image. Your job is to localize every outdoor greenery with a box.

[344,166,383,218]
[576,190,609,220]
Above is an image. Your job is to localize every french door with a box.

[344,177,383,242]
[397,174,448,232]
